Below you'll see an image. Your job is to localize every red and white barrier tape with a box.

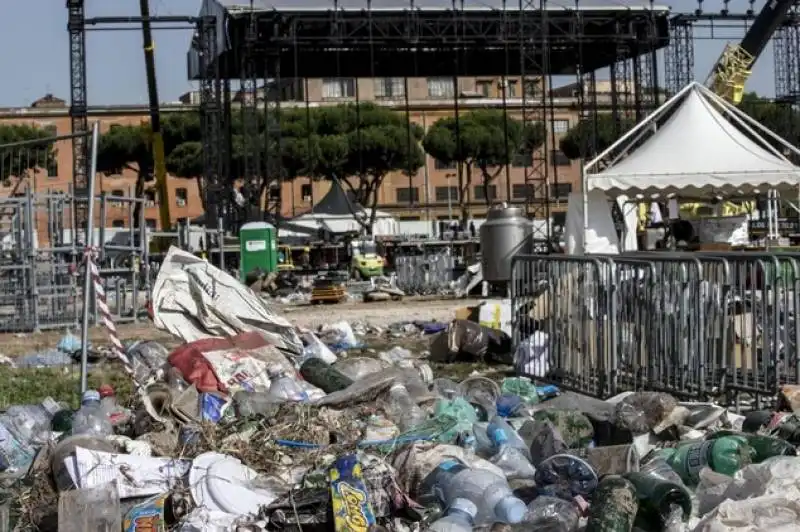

[84,247,135,376]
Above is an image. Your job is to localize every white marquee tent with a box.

[585,81,800,198]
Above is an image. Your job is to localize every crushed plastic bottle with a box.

[428,497,478,532]
[487,416,531,460]
[71,390,113,437]
[0,397,62,474]
[428,459,527,525]
[266,367,310,402]
[385,383,426,432]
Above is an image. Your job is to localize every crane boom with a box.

[707,0,796,104]
[139,0,171,234]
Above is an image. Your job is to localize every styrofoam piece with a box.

[189,452,277,517]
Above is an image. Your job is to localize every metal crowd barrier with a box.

[511,251,800,407]
[394,252,455,294]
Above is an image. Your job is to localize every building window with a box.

[512,183,534,199]
[144,190,157,206]
[474,184,498,201]
[476,80,493,97]
[427,77,455,98]
[111,219,125,228]
[552,119,570,134]
[507,79,519,98]
[552,183,573,198]
[523,78,541,97]
[435,186,459,202]
[374,78,405,99]
[300,183,312,201]
[551,150,571,166]
[269,186,280,200]
[434,159,456,170]
[395,187,420,204]
[110,189,124,197]
[175,187,188,206]
[145,218,157,230]
[511,149,532,167]
[322,78,355,99]
[45,152,58,177]
[399,215,421,221]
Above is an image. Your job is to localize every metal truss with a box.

[197,17,226,229]
[263,50,283,222]
[240,10,262,224]
[66,0,89,239]
[665,19,694,96]
[519,0,550,240]
[775,20,800,103]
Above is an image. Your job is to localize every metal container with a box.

[479,203,533,282]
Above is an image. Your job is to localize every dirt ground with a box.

[0,297,479,358]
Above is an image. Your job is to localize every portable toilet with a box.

[239,221,277,281]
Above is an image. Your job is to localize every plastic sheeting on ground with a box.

[151,247,302,355]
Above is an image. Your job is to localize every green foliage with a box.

[560,93,800,161]
[559,114,636,160]
[0,124,57,185]
[422,109,545,214]
[97,104,423,231]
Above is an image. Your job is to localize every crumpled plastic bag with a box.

[126,340,170,385]
[429,319,512,364]
[612,391,682,434]
[514,331,549,377]
[300,331,337,364]
[519,419,568,467]
[319,321,360,349]
[692,496,800,531]
[695,456,800,516]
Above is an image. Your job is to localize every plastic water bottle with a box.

[489,427,537,480]
[487,416,531,460]
[71,390,113,437]
[429,459,527,525]
[267,367,309,402]
[428,498,477,532]
[0,397,61,474]
[386,383,425,432]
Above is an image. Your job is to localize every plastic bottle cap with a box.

[81,390,101,405]
[495,497,526,524]
[490,427,509,446]
[449,498,478,518]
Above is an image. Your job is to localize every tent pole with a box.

[583,82,695,175]
[700,84,800,161]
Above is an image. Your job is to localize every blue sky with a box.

[0,0,776,107]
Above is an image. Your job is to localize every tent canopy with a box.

[310,179,362,215]
[586,82,800,198]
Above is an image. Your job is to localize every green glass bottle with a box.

[706,430,797,462]
[585,475,639,532]
[299,358,354,393]
[658,436,753,485]
[624,471,692,531]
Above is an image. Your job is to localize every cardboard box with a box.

[478,299,512,336]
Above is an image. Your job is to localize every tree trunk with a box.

[458,162,473,226]
[195,176,206,212]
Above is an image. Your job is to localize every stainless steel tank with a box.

[480,203,533,283]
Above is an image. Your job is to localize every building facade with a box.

[0,77,587,229]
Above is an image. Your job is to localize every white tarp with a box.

[151,247,303,355]
[587,83,800,197]
[564,190,621,254]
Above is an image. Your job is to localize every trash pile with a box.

[3,248,800,531]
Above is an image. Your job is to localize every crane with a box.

[138,0,172,238]
[707,0,796,104]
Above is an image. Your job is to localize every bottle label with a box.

[682,440,714,481]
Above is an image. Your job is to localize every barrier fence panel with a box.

[511,250,800,407]
[0,131,149,333]
[394,252,455,294]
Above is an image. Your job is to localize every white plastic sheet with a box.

[151,247,302,355]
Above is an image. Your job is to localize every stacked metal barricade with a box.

[394,252,456,295]
[511,252,800,406]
